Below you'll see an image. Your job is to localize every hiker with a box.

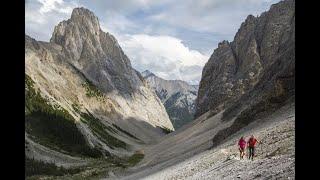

[238,136,246,159]
[247,135,259,160]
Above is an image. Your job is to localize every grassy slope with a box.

[25,75,145,178]
[25,157,83,178]
[25,75,102,158]
[80,111,128,150]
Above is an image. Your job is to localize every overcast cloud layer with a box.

[26,0,280,85]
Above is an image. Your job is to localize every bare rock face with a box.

[50,7,173,131]
[50,7,141,95]
[195,0,295,118]
[142,70,198,129]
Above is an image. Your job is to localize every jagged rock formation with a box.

[25,7,173,168]
[195,0,295,118]
[50,8,140,96]
[142,70,198,129]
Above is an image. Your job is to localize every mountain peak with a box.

[195,0,295,118]
[141,70,156,78]
[71,7,94,16]
[70,7,99,23]
[50,7,103,60]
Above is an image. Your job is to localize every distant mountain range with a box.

[142,70,198,129]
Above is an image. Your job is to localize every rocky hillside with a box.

[25,7,173,176]
[114,0,294,179]
[117,101,295,180]
[142,70,198,129]
[195,0,295,118]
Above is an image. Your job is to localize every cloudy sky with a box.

[26,0,280,85]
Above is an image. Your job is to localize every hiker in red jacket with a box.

[247,135,259,160]
[238,137,246,159]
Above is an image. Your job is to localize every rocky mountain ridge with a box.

[50,7,142,96]
[195,0,295,118]
[25,7,174,172]
[142,70,198,129]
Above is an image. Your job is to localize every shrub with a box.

[126,152,144,166]
[81,81,104,99]
[25,157,82,177]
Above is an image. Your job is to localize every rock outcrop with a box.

[195,0,295,118]
[50,7,142,96]
[142,70,198,129]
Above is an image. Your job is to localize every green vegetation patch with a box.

[25,157,82,178]
[25,74,103,158]
[126,153,144,166]
[109,152,145,168]
[80,111,128,150]
[82,80,104,99]
[72,103,81,114]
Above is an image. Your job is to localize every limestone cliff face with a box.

[195,0,295,118]
[50,7,141,95]
[47,7,174,131]
[25,8,173,163]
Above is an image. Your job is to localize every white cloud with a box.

[38,0,62,13]
[26,0,281,83]
[26,0,80,41]
[100,13,138,36]
[149,0,281,36]
[117,34,209,84]
[38,0,76,14]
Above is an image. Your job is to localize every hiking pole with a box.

[259,140,263,157]
[246,147,249,159]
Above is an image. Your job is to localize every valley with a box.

[25,0,295,179]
